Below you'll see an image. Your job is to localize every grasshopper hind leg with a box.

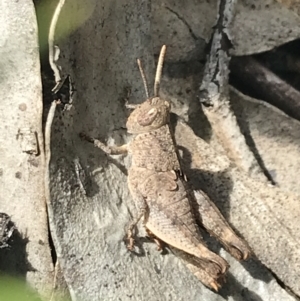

[171,247,225,291]
[192,190,251,261]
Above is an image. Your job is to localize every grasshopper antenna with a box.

[154,45,167,97]
[137,59,150,98]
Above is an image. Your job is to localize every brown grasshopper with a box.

[81,45,251,290]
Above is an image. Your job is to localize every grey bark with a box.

[152,0,300,60]
[0,0,53,298]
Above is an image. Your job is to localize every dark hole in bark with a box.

[230,39,300,122]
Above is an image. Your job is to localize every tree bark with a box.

[0,0,53,298]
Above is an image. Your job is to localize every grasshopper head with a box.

[126,97,171,134]
[127,45,169,134]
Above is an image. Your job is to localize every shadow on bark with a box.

[0,227,35,277]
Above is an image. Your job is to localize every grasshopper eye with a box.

[147,108,157,116]
[137,108,158,126]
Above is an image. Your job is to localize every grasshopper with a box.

[81,45,251,290]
